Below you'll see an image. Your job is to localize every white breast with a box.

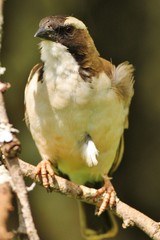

[25,41,128,184]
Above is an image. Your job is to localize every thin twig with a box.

[18,159,160,240]
[0,84,40,240]
[0,0,39,239]
[0,182,13,240]
[0,1,13,239]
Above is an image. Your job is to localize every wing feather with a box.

[109,135,124,175]
[24,63,44,128]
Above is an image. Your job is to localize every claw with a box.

[36,160,54,188]
[95,176,116,216]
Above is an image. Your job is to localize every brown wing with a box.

[24,63,44,128]
[112,62,134,105]
[99,57,114,79]
[100,58,134,105]
[109,135,124,175]
[100,59,134,175]
[27,63,44,84]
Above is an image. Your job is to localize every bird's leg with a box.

[35,159,54,189]
[95,175,116,216]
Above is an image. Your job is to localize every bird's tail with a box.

[78,202,118,240]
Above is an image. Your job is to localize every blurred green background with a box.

[2,0,160,239]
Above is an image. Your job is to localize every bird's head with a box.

[34,15,99,64]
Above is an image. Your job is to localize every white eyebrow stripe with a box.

[64,16,87,30]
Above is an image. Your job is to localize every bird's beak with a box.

[34,27,47,38]
[34,27,55,41]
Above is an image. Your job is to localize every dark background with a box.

[2,0,160,239]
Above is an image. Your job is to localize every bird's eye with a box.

[65,26,74,35]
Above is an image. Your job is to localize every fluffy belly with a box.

[27,90,126,184]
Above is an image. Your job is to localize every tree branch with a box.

[0,86,40,240]
[18,159,160,240]
[0,1,13,239]
[0,181,13,240]
[0,0,40,239]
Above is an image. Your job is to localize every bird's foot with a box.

[95,176,116,216]
[35,159,54,189]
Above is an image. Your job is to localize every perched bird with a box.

[25,15,134,239]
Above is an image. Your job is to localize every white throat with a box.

[39,41,90,109]
[40,40,79,72]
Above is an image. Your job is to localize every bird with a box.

[24,15,134,240]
